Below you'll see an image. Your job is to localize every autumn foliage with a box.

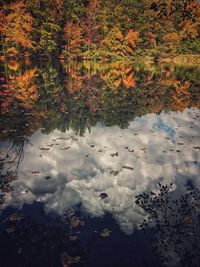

[11,69,39,109]
[1,1,33,54]
[64,22,82,54]
[0,0,200,57]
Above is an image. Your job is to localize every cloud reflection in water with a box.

[3,108,200,234]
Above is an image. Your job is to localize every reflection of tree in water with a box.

[0,135,26,206]
[100,63,136,90]
[0,100,42,207]
[1,59,200,136]
[39,61,200,133]
[135,184,200,267]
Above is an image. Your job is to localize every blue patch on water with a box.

[153,117,175,139]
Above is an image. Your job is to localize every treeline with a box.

[0,0,200,58]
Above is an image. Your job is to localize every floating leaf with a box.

[101,228,111,238]
[122,166,134,171]
[99,193,108,199]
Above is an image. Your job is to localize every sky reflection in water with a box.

[2,108,200,235]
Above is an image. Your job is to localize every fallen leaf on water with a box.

[110,152,118,157]
[6,227,15,233]
[101,228,111,238]
[69,236,78,241]
[70,217,81,228]
[4,212,23,222]
[99,192,108,199]
[122,166,134,171]
[68,256,81,264]
[110,170,119,176]
[61,253,81,267]
[60,147,71,150]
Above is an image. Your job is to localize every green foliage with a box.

[34,23,60,57]
[176,40,200,54]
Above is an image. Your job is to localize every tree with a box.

[35,23,60,57]
[179,0,200,40]
[63,22,82,54]
[1,1,33,54]
[102,27,125,56]
[82,0,100,51]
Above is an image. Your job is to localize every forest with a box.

[1,0,200,60]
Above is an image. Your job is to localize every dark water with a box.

[0,59,200,267]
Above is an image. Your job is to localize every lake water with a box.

[0,59,200,267]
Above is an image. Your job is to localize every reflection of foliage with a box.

[0,172,16,207]
[0,60,200,137]
[11,69,39,109]
[0,78,15,114]
[135,184,200,267]
[101,63,136,90]
[172,81,191,111]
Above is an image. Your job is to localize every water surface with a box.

[0,59,200,267]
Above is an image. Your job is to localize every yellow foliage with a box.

[179,1,200,40]
[2,1,33,50]
[180,21,199,40]
[125,30,139,49]
[7,60,20,71]
[163,32,180,44]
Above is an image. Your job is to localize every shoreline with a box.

[1,53,200,66]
